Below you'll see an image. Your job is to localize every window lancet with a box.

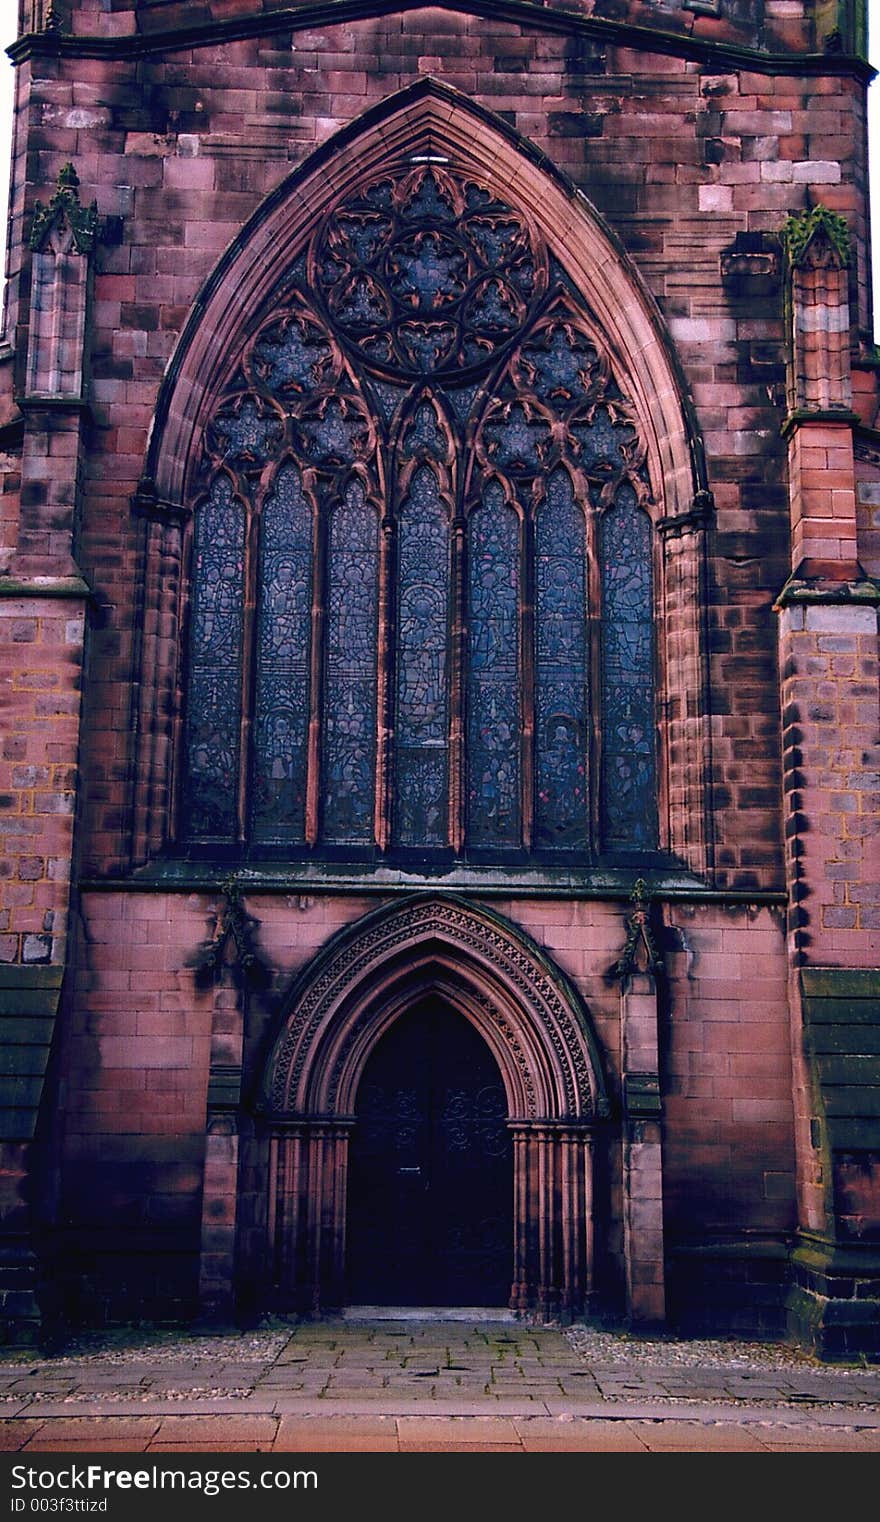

[252,464,313,843]
[394,464,452,849]
[322,479,380,846]
[535,471,589,849]
[184,475,245,841]
[182,162,659,862]
[467,482,521,850]
[600,488,658,852]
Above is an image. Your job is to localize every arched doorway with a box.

[347,1001,513,1306]
[258,895,609,1319]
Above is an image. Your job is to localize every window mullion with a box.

[449,510,466,856]
[238,489,259,846]
[521,504,536,855]
[304,480,326,849]
[375,494,395,854]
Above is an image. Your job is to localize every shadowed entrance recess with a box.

[347,1003,513,1307]
[258,896,608,1318]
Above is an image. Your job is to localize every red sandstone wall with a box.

[56,891,794,1315]
[0,595,84,967]
[0,16,867,894]
[60,0,817,56]
[1,2,873,1323]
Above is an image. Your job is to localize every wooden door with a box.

[347,1003,513,1305]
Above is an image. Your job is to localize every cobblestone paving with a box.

[1,1319,878,1451]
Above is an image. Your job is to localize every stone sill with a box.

[0,575,91,600]
[80,860,787,904]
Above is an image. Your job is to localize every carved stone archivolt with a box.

[261,894,608,1123]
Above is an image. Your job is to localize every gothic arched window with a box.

[182,164,658,862]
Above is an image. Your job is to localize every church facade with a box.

[0,0,877,1357]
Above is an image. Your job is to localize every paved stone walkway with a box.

[1,1318,878,1451]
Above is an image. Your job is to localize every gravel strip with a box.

[563,1325,862,1372]
[0,1330,290,1370]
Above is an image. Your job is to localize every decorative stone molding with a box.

[29,164,98,256]
[262,894,608,1122]
[25,166,98,403]
[130,477,189,529]
[656,490,714,538]
[782,205,853,418]
[774,572,879,609]
[781,205,851,271]
[780,206,859,581]
[623,1072,662,1119]
[192,876,271,990]
[611,878,665,983]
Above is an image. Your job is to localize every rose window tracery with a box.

[183,161,658,860]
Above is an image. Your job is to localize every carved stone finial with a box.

[44,4,63,33]
[29,164,99,255]
[611,878,664,982]
[781,205,851,270]
[193,875,271,990]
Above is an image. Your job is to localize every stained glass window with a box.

[467,483,521,848]
[394,466,450,848]
[251,464,313,842]
[600,488,658,851]
[183,162,659,862]
[322,480,380,845]
[535,471,589,849]
[184,475,245,840]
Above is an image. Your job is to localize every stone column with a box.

[195,886,271,1320]
[196,953,244,1319]
[509,1120,595,1322]
[657,492,714,877]
[129,486,188,868]
[778,206,880,1358]
[621,973,666,1326]
[268,1117,353,1315]
[781,205,859,584]
[199,1110,241,1322]
[614,883,666,1326]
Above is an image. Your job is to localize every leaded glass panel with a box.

[394,465,450,847]
[535,471,589,849]
[184,475,245,839]
[467,483,521,847]
[251,464,313,842]
[600,488,657,850]
[322,480,380,845]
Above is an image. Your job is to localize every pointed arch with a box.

[261,894,609,1123]
[131,80,714,876]
[144,80,703,520]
